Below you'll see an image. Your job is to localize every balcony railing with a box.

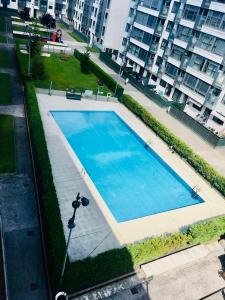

[159,6,169,18]
[150,43,158,53]
[155,25,163,35]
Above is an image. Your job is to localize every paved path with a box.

[0,13,48,300]
[72,241,225,300]
[60,26,225,176]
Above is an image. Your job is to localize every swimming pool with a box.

[51,111,204,222]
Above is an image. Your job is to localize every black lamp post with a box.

[58,192,90,289]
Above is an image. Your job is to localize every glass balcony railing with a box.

[155,25,163,35]
[150,43,158,53]
[160,6,169,17]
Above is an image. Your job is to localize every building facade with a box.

[118,0,225,136]
[72,0,131,51]
[0,0,67,19]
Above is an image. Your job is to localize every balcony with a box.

[215,71,225,87]
[159,6,169,18]
[204,92,219,110]
[155,25,163,36]
[189,36,198,50]
[182,57,189,69]
[150,43,158,53]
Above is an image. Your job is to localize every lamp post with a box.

[114,56,126,96]
[26,25,32,77]
[58,192,90,289]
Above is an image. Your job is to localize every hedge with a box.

[74,49,124,99]
[17,48,225,295]
[122,94,225,197]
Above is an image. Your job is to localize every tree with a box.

[80,50,91,74]
[19,7,30,21]
[40,13,56,29]
[31,53,45,80]
[30,40,42,57]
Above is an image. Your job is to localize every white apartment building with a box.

[117,0,225,137]
[72,0,131,51]
[0,0,67,19]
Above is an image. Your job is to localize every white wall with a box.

[102,0,131,50]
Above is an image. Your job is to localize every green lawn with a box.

[0,36,7,43]
[13,25,51,38]
[0,17,5,32]
[0,49,9,68]
[0,115,15,173]
[34,53,110,93]
[0,74,12,104]
[69,31,86,43]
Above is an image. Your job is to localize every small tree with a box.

[30,40,42,57]
[80,50,91,74]
[19,7,30,21]
[40,13,56,29]
[31,53,45,80]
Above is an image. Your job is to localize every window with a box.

[214,39,225,56]
[203,61,218,76]
[160,39,168,49]
[205,10,224,29]
[151,74,157,81]
[160,79,166,87]
[183,5,199,22]
[183,74,197,88]
[172,2,180,14]
[192,55,204,71]
[129,8,134,17]
[156,56,163,66]
[195,80,210,96]
[212,115,224,125]
[177,25,192,42]
[131,28,143,42]
[172,89,182,101]
[165,63,178,78]
[199,33,215,51]
[122,38,127,46]
[125,23,130,32]
[166,21,174,32]
[192,104,202,111]
[171,45,184,60]
[143,0,162,10]
[49,5,53,9]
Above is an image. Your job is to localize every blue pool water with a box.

[51,111,204,222]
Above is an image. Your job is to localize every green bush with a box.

[74,49,124,98]
[24,82,65,291]
[31,53,45,80]
[80,51,91,73]
[122,94,225,197]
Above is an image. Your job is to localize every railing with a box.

[150,43,158,53]
[155,25,163,35]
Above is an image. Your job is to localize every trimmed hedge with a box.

[17,47,225,295]
[74,49,124,99]
[122,94,225,197]
[24,82,65,291]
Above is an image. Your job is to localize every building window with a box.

[172,2,180,14]
[183,4,199,22]
[160,79,166,87]
[156,56,163,66]
[125,23,130,32]
[160,39,167,49]
[192,55,204,71]
[203,61,218,76]
[192,103,202,111]
[177,25,192,42]
[199,33,215,51]
[129,8,134,17]
[166,21,174,32]
[212,115,224,125]
[171,45,184,61]
[195,80,210,96]
[143,0,161,10]
[135,11,157,29]
[183,74,197,89]
[172,89,182,101]
[165,63,178,78]
[205,10,224,30]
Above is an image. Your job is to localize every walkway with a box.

[60,26,225,176]
[0,13,48,300]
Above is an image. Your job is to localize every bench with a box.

[66,92,82,100]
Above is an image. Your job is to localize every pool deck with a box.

[37,92,225,262]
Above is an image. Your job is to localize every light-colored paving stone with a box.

[37,93,225,262]
[0,105,24,117]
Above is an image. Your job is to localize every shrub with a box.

[122,94,225,197]
[31,53,45,80]
[80,50,91,73]
[74,49,124,98]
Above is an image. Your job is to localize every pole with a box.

[58,227,73,289]
[49,81,52,95]
[28,40,31,76]
[114,64,123,96]
[58,193,80,290]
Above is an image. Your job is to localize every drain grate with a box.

[130,287,139,295]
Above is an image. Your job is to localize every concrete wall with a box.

[102,0,131,50]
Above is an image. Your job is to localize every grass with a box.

[0,17,5,32]
[0,49,9,68]
[0,115,15,173]
[13,25,51,38]
[0,36,7,43]
[68,31,86,43]
[0,74,12,104]
[19,51,110,93]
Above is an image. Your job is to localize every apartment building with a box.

[0,0,67,19]
[72,0,131,51]
[118,0,225,136]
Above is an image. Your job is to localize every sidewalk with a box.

[0,14,49,300]
[61,26,225,176]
